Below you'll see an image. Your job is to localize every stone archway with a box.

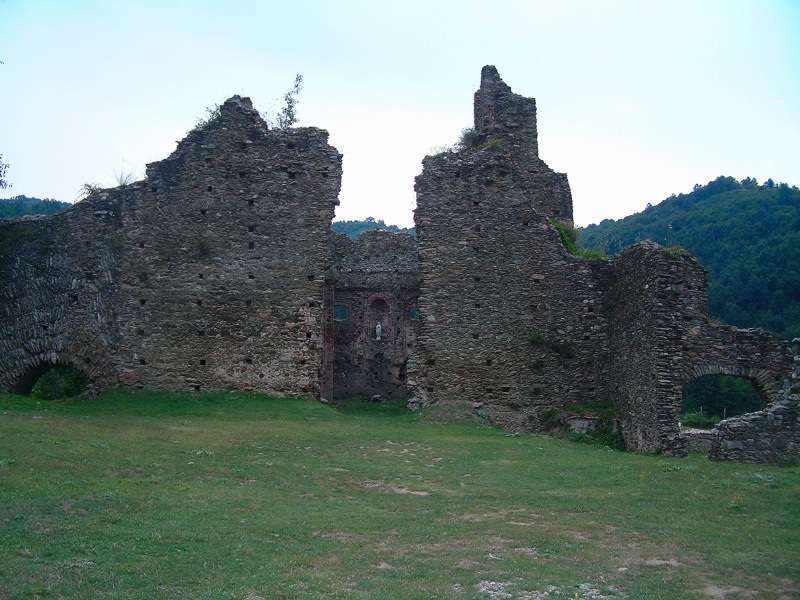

[9,359,91,397]
[681,364,773,408]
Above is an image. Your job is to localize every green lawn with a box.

[1,390,799,600]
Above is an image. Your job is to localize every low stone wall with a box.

[682,428,715,454]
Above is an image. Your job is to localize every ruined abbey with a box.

[1,66,797,462]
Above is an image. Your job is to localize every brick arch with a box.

[681,364,774,408]
[6,355,93,396]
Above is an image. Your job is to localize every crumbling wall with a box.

[0,95,342,397]
[412,66,611,429]
[603,243,710,455]
[603,242,792,455]
[329,230,418,399]
[412,66,794,456]
[707,343,800,464]
[1,69,795,462]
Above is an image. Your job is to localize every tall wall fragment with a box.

[0,95,342,397]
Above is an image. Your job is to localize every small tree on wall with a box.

[276,74,303,128]
[0,154,10,189]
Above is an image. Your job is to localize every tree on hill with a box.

[331,217,415,240]
[0,154,10,190]
[0,196,71,219]
[579,176,800,340]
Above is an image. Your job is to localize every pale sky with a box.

[1,0,798,228]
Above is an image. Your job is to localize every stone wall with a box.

[707,342,800,464]
[0,96,342,397]
[411,66,794,455]
[0,195,123,393]
[328,230,419,399]
[1,68,795,460]
[412,66,611,430]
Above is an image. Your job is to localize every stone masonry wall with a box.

[412,66,611,430]
[1,69,794,461]
[602,242,792,455]
[707,342,800,464]
[0,95,342,397]
[0,196,123,393]
[412,66,793,455]
[328,230,419,399]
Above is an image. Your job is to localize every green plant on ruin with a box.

[114,166,136,188]
[78,182,102,200]
[455,127,481,150]
[529,331,546,345]
[555,398,625,451]
[194,103,221,129]
[662,246,688,260]
[260,74,304,129]
[481,137,504,150]
[549,219,605,258]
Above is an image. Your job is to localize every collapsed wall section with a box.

[708,343,800,464]
[328,230,419,399]
[604,242,793,455]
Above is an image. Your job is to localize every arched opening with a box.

[12,363,89,399]
[681,374,762,429]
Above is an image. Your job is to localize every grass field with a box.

[1,390,799,600]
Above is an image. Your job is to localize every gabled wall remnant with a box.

[1,68,796,461]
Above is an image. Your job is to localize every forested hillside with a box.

[332,217,415,240]
[0,196,70,219]
[579,177,800,340]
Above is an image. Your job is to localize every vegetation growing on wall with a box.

[549,219,603,258]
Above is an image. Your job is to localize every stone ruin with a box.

[1,66,797,462]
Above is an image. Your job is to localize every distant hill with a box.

[579,176,800,340]
[0,195,71,219]
[332,217,415,240]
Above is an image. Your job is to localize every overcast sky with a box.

[1,0,798,228]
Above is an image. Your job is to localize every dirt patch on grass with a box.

[699,585,759,599]
[362,480,430,496]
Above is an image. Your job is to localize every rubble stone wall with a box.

[0,96,342,397]
[412,66,611,430]
[1,68,795,460]
[411,66,793,455]
[0,195,123,393]
[707,343,800,464]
